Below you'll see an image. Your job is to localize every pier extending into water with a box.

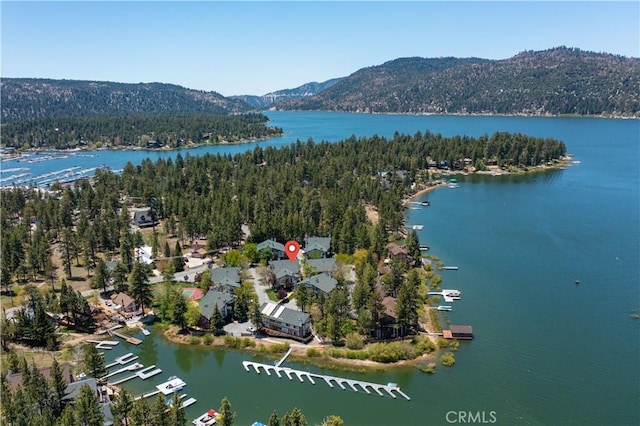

[242,361,410,401]
[105,352,139,369]
[108,329,142,345]
[108,365,162,386]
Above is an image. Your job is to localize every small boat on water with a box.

[437,306,453,311]
[420,201,430,206]
[419,245,430,251]
[448,182,460,188]
[442,289,461,300]
[387,382,398,388]
[193,409,219,425]
[412,225,424,230]
[141,328,150,336]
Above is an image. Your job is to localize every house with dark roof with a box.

[210,266,241,294]
[375,282,401,339]
[132,207,157,228]
[269,259,300,290]
[199,290,235,326]
[260,302,311,338]
[386,243,413,265]
[305,257,337,275]
[7,363,73,391]
[304,236,331,258]
[299,272,338,296]
[256,239,286,260]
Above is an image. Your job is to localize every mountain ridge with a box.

[276,47,640,117]
[231,77,344,109]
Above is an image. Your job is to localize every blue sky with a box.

[2,1,638,96]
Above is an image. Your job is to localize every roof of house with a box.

[260,302,310,326]
[7,363,73,391]
[306,257,337,274]
[304,236,331,253]
[111,292,135,307]
[269,259,300,279]
[200,290,235,319]
[210,267,241,288]
[257,239,285,252]
[386,243,409,257]
[300,272,338,294]
[375,282,397,319]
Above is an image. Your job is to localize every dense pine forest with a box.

[0,114,283,150]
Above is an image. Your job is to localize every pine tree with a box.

[49,358,68,417]
[128,261,152,314]
[150,393,170,426]
[170,392,187,426]
[218,396,236,426]
[75,383,104,426]
[112,388,134,426]
[268,410,280,426]
[82,343,106,380]
[130,395,152,426]
[405,229,421,261]
[210,304,225,335]
[173,295,188,330]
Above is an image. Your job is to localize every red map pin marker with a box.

[285,240,300,262]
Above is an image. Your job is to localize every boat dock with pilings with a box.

[241,361,410,401]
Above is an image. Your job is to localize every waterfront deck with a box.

[109,329,142,345]
[242,361,410,400]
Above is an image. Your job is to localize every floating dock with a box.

[101,363,144,379]
[108,365,162,386]
[156,377,187,395]
[442,266,459,270]
[105,352,139,369]
[242,361,410,400]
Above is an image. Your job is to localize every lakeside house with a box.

[199,290,235,326]
[256,239,286,260]
[375,282,401,339]
[268,259,300,290]
[386,243,413,265]
[7,365,113,425]
[303,236,331,259]
[110,292,137,313]
[260,302,311,339]
[299,272,338,296]
[210,266,241,294]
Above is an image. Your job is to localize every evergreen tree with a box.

[405,229,421,261]
[112,388,133,426]
[75,383,104,426]
[293,283,310,312]
[91,258,110,295]
[321,415,345,426]
[173,295,188,330]
[111,261,129,294]
[82,343,106,380]
[130,395,152,426]
[282,407,307,426]
[268,410,280,426]
[170,393,187,426]
[128,261,152,314]
[0,373,17,424]
[150,393,170,426]
[49,358,68,417]
[173,241,185,272]
[218,396,236,426]
[210,304,225,335]
[58,405,76,426]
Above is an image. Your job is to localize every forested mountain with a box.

[277,47,640,116]
[232,77,344,109]
[0,79,252,123]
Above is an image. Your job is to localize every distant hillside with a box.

[232,77,344,109]
[0,79,252,123]
[277,47,640,117]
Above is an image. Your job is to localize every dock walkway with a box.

[242,361,410,401]
[109,329,142,345]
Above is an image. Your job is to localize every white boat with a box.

[193,409,218,425]
[412,225,424,230]
[141,328,150,336]
[448,182,460,188]
[442,289,461,300]
[437,306,453,311]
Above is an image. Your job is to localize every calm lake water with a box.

[7,112,639,425]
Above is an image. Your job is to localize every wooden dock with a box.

[242,361,410,400]
[108,329,142,345]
